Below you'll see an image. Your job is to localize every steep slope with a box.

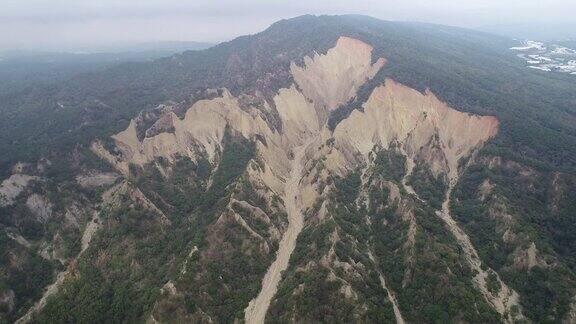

[1,14,576,324]
[331,80,522,319]
[91,36,510,323]
[290,36,385,123]
[96,36,386,323]
[244,139,313,324]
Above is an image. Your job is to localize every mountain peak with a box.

[1,14,576,324]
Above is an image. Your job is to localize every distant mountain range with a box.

[0,41,215,59]
[0,41,214,96]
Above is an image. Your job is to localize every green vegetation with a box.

[407,161,447,210]
[0,147,113,322]
[149,132,285,322]
[268,168,396,322]
[270,163,500,323]
[34,201,171,323]
[33,131,258,323]
[0,235,55,323]
[452,160,576,322]
[1,14,575,323]
[486,271,501,295]
[371,146,406,183]
[365,164,501,323]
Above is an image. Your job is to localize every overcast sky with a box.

[2,0,575,51]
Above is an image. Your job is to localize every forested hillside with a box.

[1,15,575,323]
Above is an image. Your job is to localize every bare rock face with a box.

[25,194,52,223]
[332,79,498,179]
[513,242,544,270]
[93,36,508,323]
[99,38,385,199]
[76,172,118,188]
[0,174,37,207]
[145,113,176,138]
[290,36,386,123]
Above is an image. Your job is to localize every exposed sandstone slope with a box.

[101,89,296,195]
[76,172,118,188]
[95,36,511,322]
[328,79,524,320]
[291,36,385,123]
[331,79,498,176]
[0,174,37,206]
[244,139,315,324]
[97,36,385,323]
[25,194,52,222]
[97,37,388,200]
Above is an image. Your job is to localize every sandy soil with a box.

[0,174,36,207]
[16,271,68,324]
[7,231,31,248]
[367,251,405,324]
[436,181,522,322]
[81,211,101,252]
[399,147,420,201]
[244,140,313,324]
[76,172,118,188]
[16,185,119,323]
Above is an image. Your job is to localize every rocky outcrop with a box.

[25,194,52,223]
[331,79,498,178]
[94,36,509,322]
[291,36,386,123]
[76,172,118,188]
[0,174,37,207]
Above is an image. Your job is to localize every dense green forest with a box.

[1,14,575,323]
[33,131,259,323]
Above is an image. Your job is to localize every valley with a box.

[1,14,576,324]
[245,139,315,324]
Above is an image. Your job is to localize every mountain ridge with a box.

[1,14,576,323]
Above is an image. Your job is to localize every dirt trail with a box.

[399,151,522,322]
[15,271,68,324]
[244,140,313,324]
[81,211,101,252]
[16,185,120,323]
[367,251,405,324]
[436,180,522,322]
[17,212,100,324]
[401,154,418,198]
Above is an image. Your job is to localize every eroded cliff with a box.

[88,36,515,323]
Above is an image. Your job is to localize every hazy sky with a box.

[2,0,575,51]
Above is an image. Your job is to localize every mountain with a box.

[1,14,576,323]
[0,41,214,96]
